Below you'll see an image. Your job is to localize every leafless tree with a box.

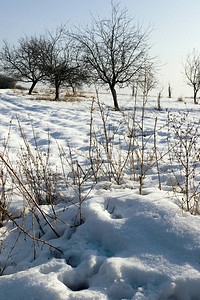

[67,66,91,93]
[184,49,200,104]
[72,2,150,110]
[40,27,86,100]
[137,59,157,97]
[0,36,46,94]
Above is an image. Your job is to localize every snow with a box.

[0,89,200,299]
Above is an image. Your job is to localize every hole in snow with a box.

[66,255,81,268]
[65,281,89,291]
[112,213,122,219]
[67,227,77,240]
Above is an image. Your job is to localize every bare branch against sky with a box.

[0,0,200,96]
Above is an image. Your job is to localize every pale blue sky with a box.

[1,0,200,97]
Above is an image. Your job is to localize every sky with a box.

[0,0,200,97]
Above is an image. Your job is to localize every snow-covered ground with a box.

[0,89,200,299]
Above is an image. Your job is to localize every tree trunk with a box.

[55,83,60,101]
[28,81,37,95]
[71,85,76,94]
[168,84,172,98]
[194,88,198,104]
[157,92,161,110]
[110,86,120,111]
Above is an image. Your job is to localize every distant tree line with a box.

[0,2,157,110]
[0,74,16,89]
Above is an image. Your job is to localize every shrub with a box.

[0,74,16,89]
[167,111,200,213]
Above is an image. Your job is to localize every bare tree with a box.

[40,27,84,100]
[0,36,46,94]
[137,59,157,97]
[184,49,200,104]
[67,66,91,93]
[72,2,150,110]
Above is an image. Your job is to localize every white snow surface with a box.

[0,90,200,299]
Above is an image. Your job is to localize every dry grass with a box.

[32,95,54,101]
[12,88,92,102]
[32,95,89,102]
[58,96,87,102]
[12,88,27,95]
[64,90,90,98]
[177,96,184,102]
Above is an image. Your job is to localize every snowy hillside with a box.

[0,89,200,300]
